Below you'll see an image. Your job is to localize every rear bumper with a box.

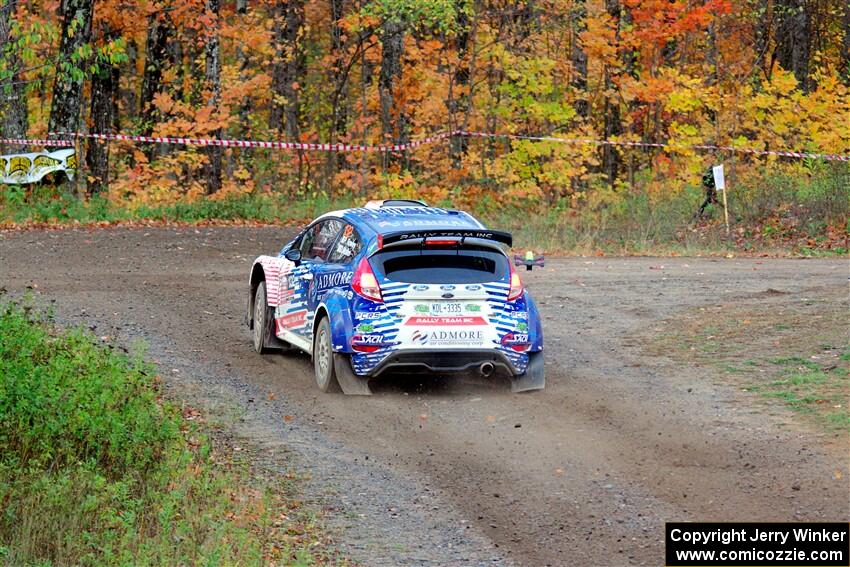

[368,349,523,377]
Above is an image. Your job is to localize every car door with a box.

[291,218,344,343]
[273,219,343,346]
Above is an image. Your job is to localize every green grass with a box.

[0,297,342,566]
[648,298,849,433]
[747,363,848,431]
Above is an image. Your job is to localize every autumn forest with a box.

[0,0,848,234]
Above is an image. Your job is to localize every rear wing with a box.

[379,229,513,248]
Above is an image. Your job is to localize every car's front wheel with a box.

[313,317,342,392]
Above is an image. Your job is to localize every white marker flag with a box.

[712,164,725,191]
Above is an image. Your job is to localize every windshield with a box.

[372,245,508,284]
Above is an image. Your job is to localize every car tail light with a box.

[507,262,524,301]
[352,256,383,302]
[352,344,381,353]
[425,239,459,246]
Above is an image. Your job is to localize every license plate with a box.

[429,302,462,316]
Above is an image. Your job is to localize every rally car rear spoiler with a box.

[379,229,513,248]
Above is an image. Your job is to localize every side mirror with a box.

[284,248,302,265]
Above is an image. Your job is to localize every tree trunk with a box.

[325,0,348,179]
[379,19,405,147]
[202,0,222,195]
[269,0,305,139]
[140,15,168,131]
[140,13,170,160]
[449,1,470,166]
[775,0,811,91]
[570,0,588,118]
[47,0,93,137]
[236,0,251,136]
[841,1,850,85]
[86,24,119,195]
[602,0,622,187]
[0,1,29,152]
[330,0,347,139]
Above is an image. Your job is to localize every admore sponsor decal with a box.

[414,329,485,346]
[315,271,353,290]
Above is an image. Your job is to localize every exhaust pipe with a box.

[479,362,495,377]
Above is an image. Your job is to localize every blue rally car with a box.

[246,200,544,395]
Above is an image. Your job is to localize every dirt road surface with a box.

[2,227,847,566]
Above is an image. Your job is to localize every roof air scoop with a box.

[364,199,428,209]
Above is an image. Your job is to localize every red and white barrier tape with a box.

[1,130,847,161]
[47,131,454,152]
[0,138,73,147]
[463,132,850,162]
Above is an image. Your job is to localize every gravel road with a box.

[2,226,847,566]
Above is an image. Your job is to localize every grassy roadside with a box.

[0,298,346,566]
[1,165,847,256]
[647,288,849,433]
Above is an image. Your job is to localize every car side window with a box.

[327,223,362,264]
[301,219,343,262]
[298,225,317,258]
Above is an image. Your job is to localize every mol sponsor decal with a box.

[404,316,487,326]
[412,329,485,347]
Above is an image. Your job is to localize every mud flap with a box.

[333,353,373,395]
[511,351,545,393]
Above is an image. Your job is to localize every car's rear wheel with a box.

[313,317,342,392]
[253,281,275,354]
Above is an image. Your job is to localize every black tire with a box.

[252,281,276,354]
[313,317,342,393]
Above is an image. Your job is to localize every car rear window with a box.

[373,246,508,284]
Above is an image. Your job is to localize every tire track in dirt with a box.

[2,227,847,566]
